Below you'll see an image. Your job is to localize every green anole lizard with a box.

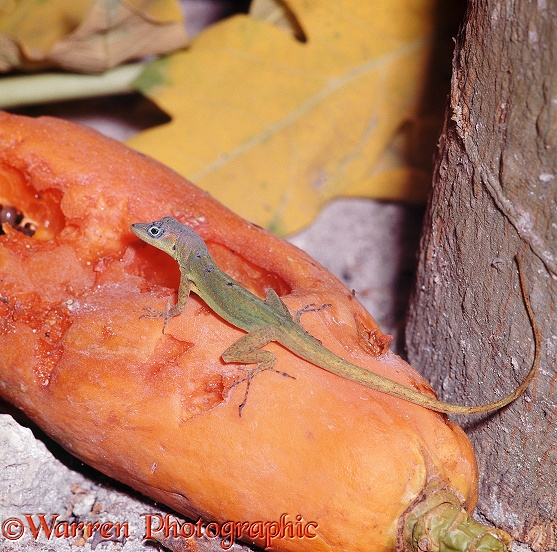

[131,217,539,416]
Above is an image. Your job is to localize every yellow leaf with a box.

[128,0,440,235]
[0,0,188,72]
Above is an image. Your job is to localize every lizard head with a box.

[131,217,207,260]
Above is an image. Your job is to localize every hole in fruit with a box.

[0,203,35,236]
[0,163,64,240]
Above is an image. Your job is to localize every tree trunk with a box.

[406,2,556,551]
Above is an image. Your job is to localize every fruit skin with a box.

[0,112,478,551]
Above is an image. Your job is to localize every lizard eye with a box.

[148,225,163,238]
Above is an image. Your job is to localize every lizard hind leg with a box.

[294,302,332,324]
[223,327,295,416]
[292,303,333,345]
[264,288,331,326]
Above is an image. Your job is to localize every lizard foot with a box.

[140,306,167,319]
[294,302,332,324]
[230,365,296,416]
[139,302,175,333]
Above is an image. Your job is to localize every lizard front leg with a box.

[223,326,295,415]
[141,273,192,332]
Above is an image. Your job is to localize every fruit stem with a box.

[399,483,512,551]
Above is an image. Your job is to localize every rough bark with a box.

[406,2,556,551]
